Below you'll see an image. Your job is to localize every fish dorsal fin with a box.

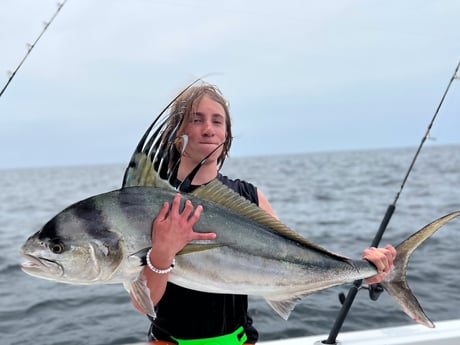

[122,79,203,189]
[123,152,173,189]
[192,179,347,258]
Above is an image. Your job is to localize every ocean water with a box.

[1,145,460,345]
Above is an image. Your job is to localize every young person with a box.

[130,83,396,344]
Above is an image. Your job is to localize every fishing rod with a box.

[0,0,68,99]
[323,60,460,345]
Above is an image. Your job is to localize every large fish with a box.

[19,82,460,328]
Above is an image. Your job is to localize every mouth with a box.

[20,253,63,277]
[21,253,46,269]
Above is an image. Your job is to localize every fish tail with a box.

[381,210,460,328]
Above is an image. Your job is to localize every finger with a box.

[362,247,378,262]
[364,272,386,285]
[152,202,169,241]
[188,205,215,240]
[385,244,397,260]
[154,202,170,224]
[170,193,182,213]
[379,255,390,273]
[183,199,195,218]
[193,231,217,241]
[157,201,169,220]
[379,246,395,271]
[362,248,386,273]
[188,204,203,223]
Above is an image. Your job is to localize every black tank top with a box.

[148,174,259,343]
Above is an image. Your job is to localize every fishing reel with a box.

[367,283,385,301]
[338,283,384,305]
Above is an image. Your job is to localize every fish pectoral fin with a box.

[177,242,228,256]
[128,247,150,266]
[124,274,156,319]
[265,296,303,320]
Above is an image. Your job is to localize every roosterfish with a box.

[20,82,460,327]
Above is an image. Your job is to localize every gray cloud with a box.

[1,0,459,169]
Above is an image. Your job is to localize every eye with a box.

[49,240,65,254]
[212,115,224,126]
[191,113,203,124]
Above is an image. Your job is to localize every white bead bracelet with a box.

[146,248,175,274]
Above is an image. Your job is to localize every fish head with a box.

[20,200,125,284]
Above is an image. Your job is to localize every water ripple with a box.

[3,147,460,344]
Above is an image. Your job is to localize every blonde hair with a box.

[165,82,233,170]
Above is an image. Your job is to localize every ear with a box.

[175,134,186,152]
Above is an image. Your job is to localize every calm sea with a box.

[1,145,460,345]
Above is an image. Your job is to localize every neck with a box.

[177,159,218,186]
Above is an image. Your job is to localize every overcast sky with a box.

[1,0,459,169]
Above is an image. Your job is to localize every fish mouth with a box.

[20,253,64,278]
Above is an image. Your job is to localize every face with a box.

[181,95,228,166]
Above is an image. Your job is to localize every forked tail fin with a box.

[381,211,460,328]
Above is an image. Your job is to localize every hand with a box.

[362,244,397,284]
[151,193,216,263]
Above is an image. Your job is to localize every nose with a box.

[202,120,214,137]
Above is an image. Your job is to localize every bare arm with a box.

[257,189,279,219]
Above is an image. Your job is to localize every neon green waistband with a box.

[171,326,247,345]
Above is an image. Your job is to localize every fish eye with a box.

[49,240,65,254]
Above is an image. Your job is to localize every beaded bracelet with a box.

[146,248,175,274]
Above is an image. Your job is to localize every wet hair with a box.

[165,82,233,170]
